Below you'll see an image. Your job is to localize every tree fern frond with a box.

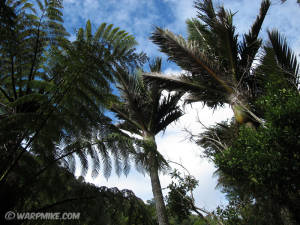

[97,141,112,179]
[102,24,113,40]
[85,20,92,42]
[0,0,145,186]
[77,149,88,177]
[76,28,84,41]
[88,144,100,178]
[22,2,35,12]
[94,23,107,42]
[123,155,130,176]
[66,154,76,174]
[113,151,122,176]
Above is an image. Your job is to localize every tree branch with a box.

[0,86,12,102]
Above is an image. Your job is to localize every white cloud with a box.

[156,101,233,210]
[163,67,184,76]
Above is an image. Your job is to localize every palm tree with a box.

[144,0,272,127]
[194,30,300,224]
[111,58,183,225]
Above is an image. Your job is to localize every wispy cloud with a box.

[63,0,300,53]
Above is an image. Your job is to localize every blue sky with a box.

[64,0,300,210]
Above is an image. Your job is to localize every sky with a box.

[65,0,300,211]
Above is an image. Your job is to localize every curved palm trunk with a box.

[232,103,250,124]
[144,135,169,225]
[228,93,264,127]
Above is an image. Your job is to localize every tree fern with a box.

[0,0,145,187]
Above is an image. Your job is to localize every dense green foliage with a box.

[166,170,198,222]
[1,153,156,225]
[211,89,300,224]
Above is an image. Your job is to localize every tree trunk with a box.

[149,160,169,225]
[144,134,169,225]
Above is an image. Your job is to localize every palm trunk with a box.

[229,94,261,127]
[144,134,169,225]
[232,103,250,124]
[149,160,169,225]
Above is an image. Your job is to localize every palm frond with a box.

[112,66,149,131]
[148,57,162,72]
[150,27,232,93]
[144,72,220,93]
[239,0,270,78]
[186,18,213,52]
[267,30,299,86]
[194,0,239,81]
[143,72,227,108]
[153,91,183,134]
[197,120,238,159]
[116,119,143,136]
[194,0,216,24]
[155,110,183,134]
[111,103,145,133]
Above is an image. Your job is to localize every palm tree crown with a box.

[111,57,183,170]
[112,57,183,138]
[144,0,273,125]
